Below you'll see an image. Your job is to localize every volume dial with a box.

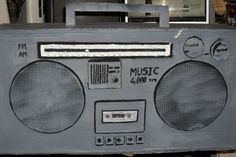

[211,39,230,61]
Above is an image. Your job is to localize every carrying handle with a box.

[66,1,169,28]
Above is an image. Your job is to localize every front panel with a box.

[0,25,236,154]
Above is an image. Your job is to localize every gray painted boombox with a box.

[1,2,236,155]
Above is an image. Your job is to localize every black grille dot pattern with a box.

[154,61,227,131]
[10,61,85,133]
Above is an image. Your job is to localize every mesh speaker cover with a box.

[10,61,85,133]
[154,61,227,131]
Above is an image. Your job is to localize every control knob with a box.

[211,39,230,61]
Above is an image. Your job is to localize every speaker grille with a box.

[10,61,85,133]
[154,61,227,131]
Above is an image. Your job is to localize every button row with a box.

[96,135,144,146]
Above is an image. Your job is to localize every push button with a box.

[115,136,125,145]
[126,136,135,145]
[96,137,104,146]
[136,135,144,144]
[105,136,114,146]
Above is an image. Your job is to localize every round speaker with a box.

[154,61,227,131]
[10,61,85,133]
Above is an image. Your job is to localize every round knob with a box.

[183,37,204,58]
[211,39,230,61]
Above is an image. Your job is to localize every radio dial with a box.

[183,37,204,58]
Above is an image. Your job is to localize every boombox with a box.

[1,2,236,155]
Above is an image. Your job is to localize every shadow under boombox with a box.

[0,3,236,155]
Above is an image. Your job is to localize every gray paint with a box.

[0,23,235,154]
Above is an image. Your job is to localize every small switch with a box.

[126,136,135,145]
[96,137,104,146]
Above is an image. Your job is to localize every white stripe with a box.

[40,43,172,57]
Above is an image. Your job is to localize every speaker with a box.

[10,61,85,133]
[1,2,236,155]
[154,61,227,131]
